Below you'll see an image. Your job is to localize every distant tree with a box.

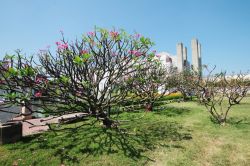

[0,28,156,128]
[194,66,249,125]
[127,61,175,112]
[173,70,197,101]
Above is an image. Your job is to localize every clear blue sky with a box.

[0,0,249,72]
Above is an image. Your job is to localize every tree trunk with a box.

[145,103,153,112]
[218,116,226,126]
[102,117,114,128]
[99,111,114,128]
[220,119,226,126]
[183,94,188,101]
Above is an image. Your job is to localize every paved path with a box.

[11,113,87,136]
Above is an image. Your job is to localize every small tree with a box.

[128,60,175,112]
[173,70,196,101]
[0,28,156,128]
[194,66,249,125]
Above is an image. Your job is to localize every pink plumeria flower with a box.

[56,42,68,50]
[62,43,68,49]
[35,77,42,84]
[156,54,161,58]
[134,33,141,39]
[110,31,119,38]
[35,92,42,97]
[87,31,95,37]
[129,50,142,57]
[80,50,88,55]
[134,51,142,57]
[55,41,61,45]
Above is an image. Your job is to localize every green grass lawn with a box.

[0,97,250,166]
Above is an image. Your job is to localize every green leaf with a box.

[81,81,90,88]
[26,67,35,76]
[140,37,145,43]
[73,56,82,64]
[55,89,61,95]
[8,67,18,76]
[61,76,69,84]
[5,92,17,100]
[83,53,91,59]
[20,67,35,76]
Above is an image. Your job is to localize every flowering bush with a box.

[0,27,157,128]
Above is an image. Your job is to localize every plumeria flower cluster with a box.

[87,31,95,37]
[134,33,141,39]
[156,54,161,58]
[35,76,48,84]
[55,41,68,50]
[34,91,42,98]
[128,50,143,57]
[110,31,119,39]
[80,49,89,55]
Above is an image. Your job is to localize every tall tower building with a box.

[198,42,202,73]
[176,43,184,72]
[183,46,188,69]
[157,38,202,74]
[191,38,202,75]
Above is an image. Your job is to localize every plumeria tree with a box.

[194,66,249,125]
[173,70,197,101]
[0,53,39,119]
[0,28,157,128]
[127,60,175,112]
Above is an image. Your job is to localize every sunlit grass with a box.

[0,97,249,166]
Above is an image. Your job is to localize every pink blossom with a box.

[110,31,119,38]
[135,51,142,57]
[35,92,42,97]
[128,50,142,57]
[56,42,68,50]
[156,54,161,58]
[35,77,48,84]
[87,31,95,37]
[35,77,42,84]
[134,33,141,39]
[55,41,61,45]
[80,50,88,55]
[62,43,68,49]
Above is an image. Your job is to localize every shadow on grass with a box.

[209,116,250,127]
[7,120,192,165]
[153,106,191,117]
[225,117,250,127]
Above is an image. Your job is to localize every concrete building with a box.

[156,38,202,75]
